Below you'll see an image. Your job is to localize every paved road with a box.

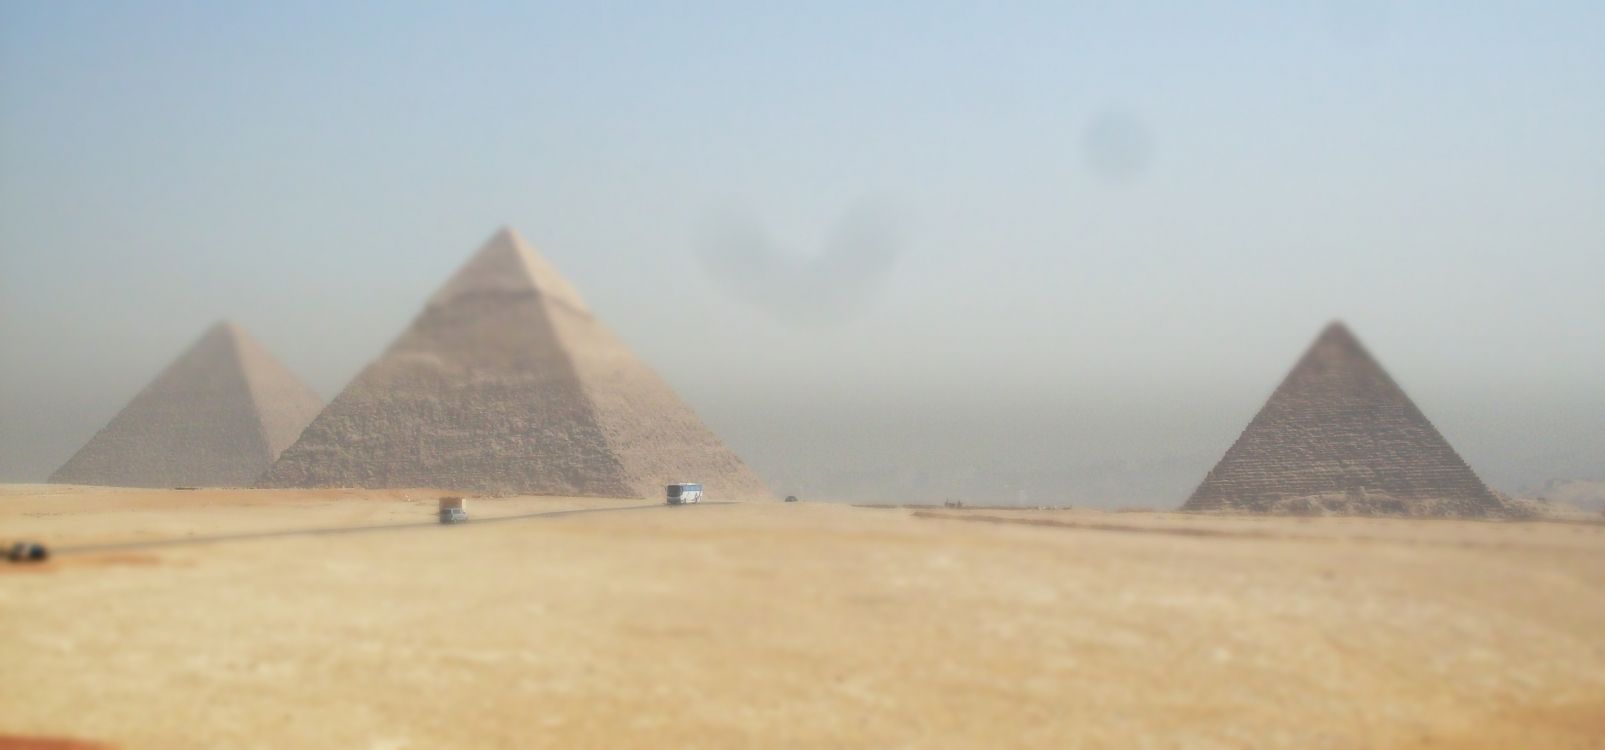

[43,501,734,557]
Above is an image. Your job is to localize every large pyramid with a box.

[259,227,771,499]
[1183,322,1504,517]
[51,321,325,488]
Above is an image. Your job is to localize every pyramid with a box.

[50,321,325,488]
[1183,322,1504,517]
[258,227,772,499]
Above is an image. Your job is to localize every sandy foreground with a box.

[2,486,1603,749]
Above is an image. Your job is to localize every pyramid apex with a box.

[199,319,275,359]
[429,227,589,313]
[1307,320,1369,360]
[1318,320,1354,339]
[206,319,250,340]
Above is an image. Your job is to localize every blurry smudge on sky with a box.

[696,204,902,327]
[1082,110,1154,185]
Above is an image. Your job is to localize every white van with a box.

[666,483,703,505]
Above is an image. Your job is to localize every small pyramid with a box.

[258,228,771,499]
[50,321,325,488]
[1183,322,1504,517]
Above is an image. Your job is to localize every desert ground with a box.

[2,486,1603,749]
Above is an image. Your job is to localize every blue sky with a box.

[3,2,1602,497]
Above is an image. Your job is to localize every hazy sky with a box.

[3,2,1602,500]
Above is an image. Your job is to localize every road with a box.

[42,500,733,557]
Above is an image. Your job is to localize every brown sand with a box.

[0,737,113,750]
[2,485,1602,748]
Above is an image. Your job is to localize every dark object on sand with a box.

[439,497,469,524]
[8,541,49,563]
[784,495,799,503]
[439,508,469,524]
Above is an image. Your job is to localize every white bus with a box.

[666,483,703,505]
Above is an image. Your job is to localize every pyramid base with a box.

[1189,490,1518,519]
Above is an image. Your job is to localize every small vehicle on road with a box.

[666,483,703,505]
[439,496,469,524]
[8,541,49,562]
[439,508,469,524]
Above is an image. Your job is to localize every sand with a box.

[2,485,1603,749]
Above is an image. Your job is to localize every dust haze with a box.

[3,4,1605,746]
[4,4,1603,505]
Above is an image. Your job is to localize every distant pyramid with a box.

[50,321,325,488]
[259,227,771,499]
[1183,322,1504,517]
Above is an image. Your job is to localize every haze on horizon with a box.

[2,2,1602,505]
